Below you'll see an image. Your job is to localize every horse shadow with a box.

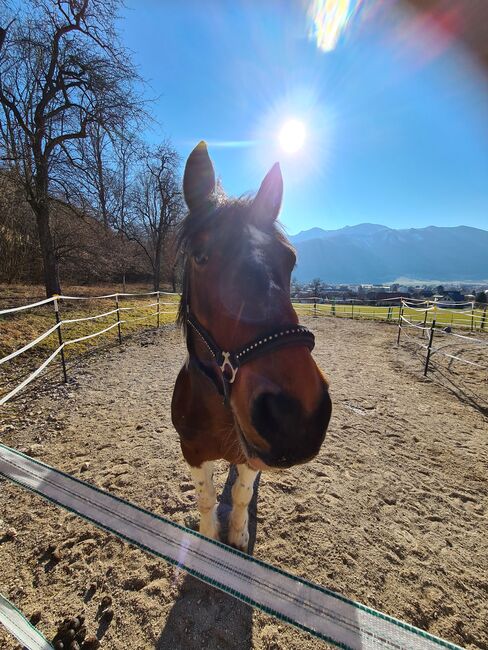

[156,466,261,650]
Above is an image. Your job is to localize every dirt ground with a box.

[0,316,487,650]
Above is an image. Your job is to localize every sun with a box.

[279,119,306,153]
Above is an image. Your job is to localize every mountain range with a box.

[288,223,488,284]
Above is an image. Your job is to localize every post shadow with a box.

[156,466,261,650]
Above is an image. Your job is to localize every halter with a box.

[186,309,315,404]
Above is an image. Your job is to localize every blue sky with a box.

[119,1,488,235]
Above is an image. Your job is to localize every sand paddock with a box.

[0,316,486,649]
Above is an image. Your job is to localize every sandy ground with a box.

[0,317,487,650]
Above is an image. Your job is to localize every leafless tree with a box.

[0,0,142,295]
[309,277,325,298]
[125,142,185,291]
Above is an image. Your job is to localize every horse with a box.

[171,141,332,552]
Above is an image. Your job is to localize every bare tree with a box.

[126,142,185,291]
[0,0,141,295]
[310,277,325,298]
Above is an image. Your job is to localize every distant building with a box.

[440,290,467,306]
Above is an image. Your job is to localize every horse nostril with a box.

[251,392,300,447]
[250,389,331,467]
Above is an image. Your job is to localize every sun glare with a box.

[279,119,306,153]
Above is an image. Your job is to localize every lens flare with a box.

[307,0,362,52]
[279,119,306,153]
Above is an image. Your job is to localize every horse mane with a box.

[176,195,295,332]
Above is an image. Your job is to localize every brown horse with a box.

[171,142,332,551]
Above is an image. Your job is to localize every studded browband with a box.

[186,309,315,404]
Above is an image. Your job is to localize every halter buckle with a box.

[220,352,238,383]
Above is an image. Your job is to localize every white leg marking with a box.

[189,461,220,540]
[228,464,258,552]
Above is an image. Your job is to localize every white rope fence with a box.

[0,291,180,406]
[0,444,465,650]
[293,297,487,332]
[396,300,488,375]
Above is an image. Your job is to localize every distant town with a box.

[291,279,488,305]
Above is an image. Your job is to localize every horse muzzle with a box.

[239,388,332,469]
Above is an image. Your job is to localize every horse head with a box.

[178,141,331,471]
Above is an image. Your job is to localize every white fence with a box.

[293,296,488,331]
[397,300,488,376]
[0,291,179,407]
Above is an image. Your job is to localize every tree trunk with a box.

[153,247,161,291]
[32,200,60,296]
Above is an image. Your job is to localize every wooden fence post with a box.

[422,308,428,338]
[470,302,475,332]
[53,296,67,383]
[424,318,436,376]
[115,293,122,344]
[157,291,161,328]
[313,297,317,319]
[396,304,404,345]
[351,302,354,320]
[481,306,487,331]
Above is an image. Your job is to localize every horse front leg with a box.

[228,464,258,552]
[189,461,220,540]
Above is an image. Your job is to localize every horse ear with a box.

[252,162,283,226]
[183,141,216,212]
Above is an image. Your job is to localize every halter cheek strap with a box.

[187,311,315,404]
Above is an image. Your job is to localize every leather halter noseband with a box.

[186,309,315,404]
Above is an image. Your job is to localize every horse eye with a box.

[193,250,209,266]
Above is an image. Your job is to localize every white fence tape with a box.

[61,308,120,324]
[0,593,53,650]
[0,346,63,407]
[0,444,463,650]
[0,322,60,366]
[57,293,121,300]
[63,321,122,346]
[0,296,55,315]
[430,348,488,370]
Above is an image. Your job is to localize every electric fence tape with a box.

[0,593,53,650]
[0,444,464,650]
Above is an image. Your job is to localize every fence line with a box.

[2,293,485,406]
[293,299,486,331]
[396,300,488,375]
[0,322,61,366]
[0,296,55,315]
[0,345,64,407]
[0,444,463,650]
[61,307,121,324]
[0,291,179,406]
[0,593,52,650]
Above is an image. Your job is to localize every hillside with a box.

[289,223,488,284]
